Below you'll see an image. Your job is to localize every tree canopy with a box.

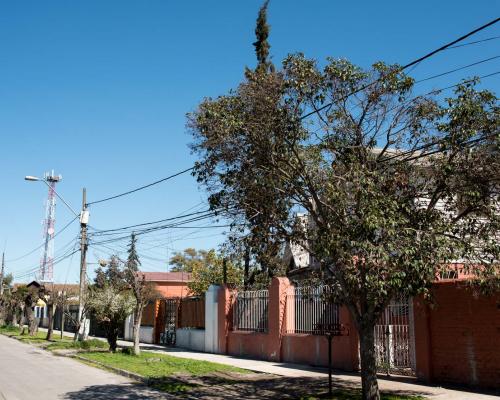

[169,248,208,273]
[187,249,243,295]
[188,53,499,399]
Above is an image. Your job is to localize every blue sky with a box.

[1,1,498,283]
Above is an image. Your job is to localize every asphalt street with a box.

[0,334,169,400]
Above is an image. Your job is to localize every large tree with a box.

[188,53,499,399]
[124,233,157,355]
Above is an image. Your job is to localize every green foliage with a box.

[90,258,135,351]
[189,51,499,398]
[126,233,140,272]
[252,0,274,74]
[2,273,13,288]
[121,346,133,355]
[169,248,208,273]
[188,249,243,295]
[46,338,108,351]
[94,255,126,289]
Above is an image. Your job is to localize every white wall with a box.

[139,326,154,344]
[123,315,154,343]
[204,285,221,353]
[176,328,205,352]
[124,315,133,341]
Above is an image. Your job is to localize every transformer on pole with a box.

[39,171,61,283]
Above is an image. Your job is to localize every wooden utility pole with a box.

[0,252,5,296]
[76,188,88,340]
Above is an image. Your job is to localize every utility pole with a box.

[0,252,5,296]
[77,188,89,340]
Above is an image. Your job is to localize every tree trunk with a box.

[60,306,65,340]
[359,321,380,400]
[107,326,118,352]
[26,306,36,336]
[243,247,250,290]
[133,307,143,355]
[46,302,55,340]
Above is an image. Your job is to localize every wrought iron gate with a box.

[159,298,178,346]
[374,296,415,376]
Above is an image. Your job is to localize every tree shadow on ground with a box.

[176,376,433,399]
[63,383,172,400]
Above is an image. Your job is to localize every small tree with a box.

[43,289,56,340]
[124,233,158,355]
[89,256,134,352]
[52,288,78,339]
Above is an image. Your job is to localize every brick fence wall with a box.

[414,282,500,389]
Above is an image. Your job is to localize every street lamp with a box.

[25,174,78,217]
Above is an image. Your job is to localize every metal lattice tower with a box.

[39,171,61,282]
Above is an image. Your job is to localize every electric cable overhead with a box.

[414,55,500,84]
[6,215,79,263]
[87,167,194,206]
[299,17,500,121]
[88,209,217,235]
[445,35,500,49]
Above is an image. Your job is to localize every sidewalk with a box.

[40,327,499,399]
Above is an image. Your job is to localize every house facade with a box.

[123,271,192,344]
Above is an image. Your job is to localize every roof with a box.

[139,272,192,283]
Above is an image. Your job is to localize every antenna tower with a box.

[39,171,61,282]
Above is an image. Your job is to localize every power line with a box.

[414,55,500,84]
[6,215,79,263]
[299,17,500,121]
[88,213,222,245]
[86,167,194,206]
[401,18,499,70]
[88,209,216,236]
[445,35,500,50]
[13,241,80,281]
[11,234,80,277]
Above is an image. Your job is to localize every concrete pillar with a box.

[204,285,221,353]
[267,277,291,362]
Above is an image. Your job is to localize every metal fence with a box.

[232,290,269,332]
[374,296,415,375]
[286,285,339,335]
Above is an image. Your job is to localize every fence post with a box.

[205,285,220,353]
[412,296,433,382]
[268,277,291,362]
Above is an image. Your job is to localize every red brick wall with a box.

[415,283,500,389]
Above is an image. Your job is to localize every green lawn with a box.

[0,325,107,351]
[45,338,108,351]
[0,325,70,344]
[81,351,249,377]
[80,351,252,394]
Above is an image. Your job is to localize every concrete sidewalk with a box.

[40,327,499,399]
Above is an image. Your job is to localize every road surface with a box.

[0,334,169,400]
